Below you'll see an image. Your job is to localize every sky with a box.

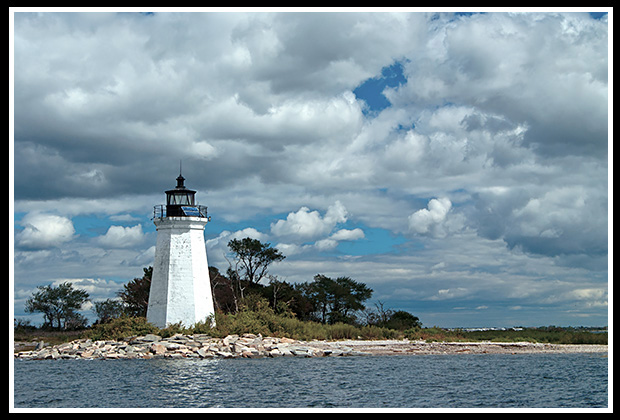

[11,8,611,328]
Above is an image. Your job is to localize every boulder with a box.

[142,334,162,342]
[150,343,167,355]
[196,347,214,358]
[223,335,239,346]
[163,342,182,350]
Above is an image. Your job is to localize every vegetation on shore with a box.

[15,237,607,347]
[15,305,607,347]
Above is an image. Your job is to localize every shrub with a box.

[85,316,159,341]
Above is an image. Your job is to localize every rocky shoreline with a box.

[14,333,608,360]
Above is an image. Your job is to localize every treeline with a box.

[209,237,421,329]
[19,238,422,334]
[17,237,607,345]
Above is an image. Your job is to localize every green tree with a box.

[226,238,285,308]
[384,310,422,330]
[117,266,152,317]
[24,282,90,330]
[363,302,422,330]
[307,274,373,324]
[93,298,125,324]
[227,238,285,285]
[263,275,311,317]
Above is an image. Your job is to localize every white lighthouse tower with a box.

[147,171,216,328]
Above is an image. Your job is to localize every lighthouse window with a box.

[168,193,192,205]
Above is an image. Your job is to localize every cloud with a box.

[269,202,365,253]
[12,11,608,327]
[205,227,268,268]
[16,213,76,249]
[271,201,348,240]
[96,224,145,248]
[313,228,365,251]
[330,228,365,241]
[52,277,122,301]
[408,198,452,237]
[394,12,608,158]
[472,183,608,261]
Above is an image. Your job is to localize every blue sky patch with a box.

[353,61,407,115]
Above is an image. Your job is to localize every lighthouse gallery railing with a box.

[153,204,209,219]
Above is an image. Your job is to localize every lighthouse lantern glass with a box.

[167,191,194,206]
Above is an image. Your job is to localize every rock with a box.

[142,334,162,342]
[279,348,293,357]
[150,343,167,355]
[290,347,314,357]
[223,334,239,346]
[196,347,213,358]
[166,353,184,359]
[234,343,250,354]
[269,349,283,357]
[27,334,582,361]
[193,334,212,341]
[241,350,258,358]
[163,342,182,350]
[81,348,95,358]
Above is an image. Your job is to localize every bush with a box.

[85,316,159,341]
[203,297,406,341]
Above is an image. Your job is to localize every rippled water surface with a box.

[14,353,608,408]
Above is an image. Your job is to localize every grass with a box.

[15,309,607,347]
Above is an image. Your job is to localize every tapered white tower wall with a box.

[147,216,215,328]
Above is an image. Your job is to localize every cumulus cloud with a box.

[16,213,76,249]
[270,202,364,254]
[408,198,452,237]
[207,227,266,248]
[271,201,348,240]
[394,12,608,158]
[96,224,145,248]
[52,277,122,301]
[205,227,268,268]
[313,228,366,251]
[330,228,365,241]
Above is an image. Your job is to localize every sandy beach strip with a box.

[307,339,608,356]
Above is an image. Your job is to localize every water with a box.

[13,353,608,409]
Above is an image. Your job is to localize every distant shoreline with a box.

[14,334,608,360]
[308,339,608,356]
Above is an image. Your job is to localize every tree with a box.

[117,266,152,317]
[363,301,422,330]
[25,282,90,330]
[263,275,311,317]
[306,274,373,324]
[226,237,285,308]
[94,298,125,324]
[384,310,422,330]
[227,238,285,285]
[209,266,237,313]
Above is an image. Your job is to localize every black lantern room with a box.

[165,173,196,216]
[153,170,209,219]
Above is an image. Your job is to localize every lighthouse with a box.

[146,171,216,328]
